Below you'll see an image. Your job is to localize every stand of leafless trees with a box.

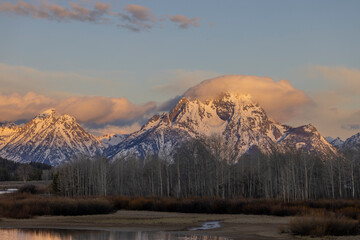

[53,137,360,200]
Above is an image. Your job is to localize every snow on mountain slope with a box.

[0,122,19,148]
[97,133,128,148]
[0,109,103,165]
[325,137,344,149]
[0,93,340,165]
[108,92,337,161]
[342,132,360,152]
[106,113,192,159]
[277,124,338,159]
[169,93,290,158]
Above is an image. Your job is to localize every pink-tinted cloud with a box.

[0,92,56,122]
[184,75,313,122]
[0,92,156,125]
[168,15,200,29]
[57,96,156,124]
[123,4,155,22]
[0,0,111,23]
[309,66,360,94]
[0,62,125,98]
[0,1,204,31]
[152,69,220,96]
[89,122,142,136]
[118,4,156,31]
[302,66,360,138]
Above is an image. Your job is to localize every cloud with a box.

[289,66,360,139]
[309,66,360,94]
[341,110,360,131]
[152,69,220,96]
[0,92,156,126]
[0,62,126,98]
[0,1,203,31]
[0,92,56,122]
[168,15,200,29]
[88,123,142,136]
[57,96,156,125]
[184,75,313,122]
[123,4,155,22]
[157,96,183,112]
[342,124,360,130]
[0,0,111,23]
[117,4,156,31]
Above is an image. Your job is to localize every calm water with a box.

[0,228,230,240]
[0,189,18,194]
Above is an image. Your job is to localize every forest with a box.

[0,157,52,181]
[53,136,360,200]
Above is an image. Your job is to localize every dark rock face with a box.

[213,93,235,121]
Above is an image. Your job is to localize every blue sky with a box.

[0,0,359,138]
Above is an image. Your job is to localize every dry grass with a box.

[2,191,360,226]
[0,193,113,218]
[289,213,360,236]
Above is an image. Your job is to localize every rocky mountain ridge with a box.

[107,92,338,162]
[1,93,354,165]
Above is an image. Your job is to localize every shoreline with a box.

[0,210,294,240]
[1,210,360,240]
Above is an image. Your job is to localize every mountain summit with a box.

[0,108,103,165]
[0,94,340,165]
[107,92,337,161]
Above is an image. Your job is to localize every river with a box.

[0,228,230,240]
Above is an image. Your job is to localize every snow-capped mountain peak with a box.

[107,92,337,162]
[326,137,344,149]
[37,108,61,119]
[0,108,103,165]
[342,132,360,151]
[0,94,342,165]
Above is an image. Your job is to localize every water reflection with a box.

[0,229,229,240]
[0,188,18,194]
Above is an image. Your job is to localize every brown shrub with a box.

[0,196,114,218]
[336,207,360,220]
[18,184,37,194]
[290,214,360,236]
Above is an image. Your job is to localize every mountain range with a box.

[0,92,358,166]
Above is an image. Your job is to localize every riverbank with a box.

[2,210,360,240]
[0,210,293,240]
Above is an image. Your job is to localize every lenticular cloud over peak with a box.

[184,75,313,122]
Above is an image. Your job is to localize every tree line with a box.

[53,136,360,200]
[0,157,51,181]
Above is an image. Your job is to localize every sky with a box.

[0,0,359,139]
